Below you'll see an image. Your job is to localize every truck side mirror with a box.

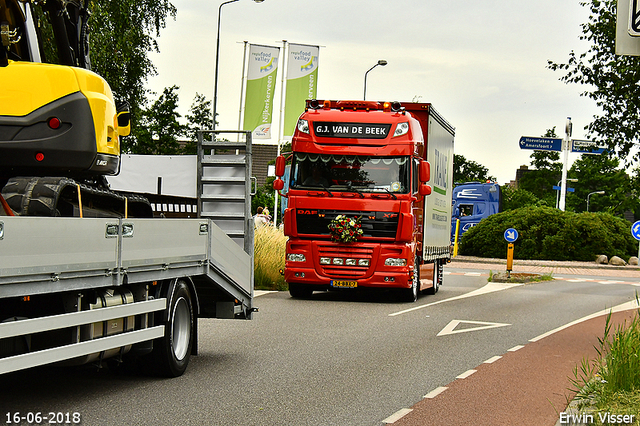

[275,155,286,177]
[419,160,430,183]
[419,184,431,196]
[273,178,284,191]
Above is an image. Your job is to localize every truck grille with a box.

[296,210,398,239]
[317,245,374,278]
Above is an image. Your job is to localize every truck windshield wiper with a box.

[381,188,397,200]
[320,184,334,197]
[346,183,365,198]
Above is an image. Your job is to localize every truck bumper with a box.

[284,239,416,290]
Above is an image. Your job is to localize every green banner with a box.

[283,44,319,137]
[243,44,280,139]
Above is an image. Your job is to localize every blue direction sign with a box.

[504,228,519,243]
[571,139,607,155]
[552,185,575,193]
[632,221,640,241]
[519,136,562,152]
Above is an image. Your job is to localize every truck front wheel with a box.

[289,282,313,299]
[151,279,194,377]
[400,259,419,302]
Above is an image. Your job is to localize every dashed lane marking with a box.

[381,408,413,424]
[508,345,525,352]
[484,355,502,364]
[456,369,477,379]
[424,386,448,399]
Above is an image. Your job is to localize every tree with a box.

[184,93,215,155]
[88,0,177,153]
[453,154,494,183]
[547,0,640,165]
[130,86,185,155]
[566,153,639,215]
[501,186,540,211]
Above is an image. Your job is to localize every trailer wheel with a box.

[152,279,194,377]
[400,260,419,302]
[426,260,441,295]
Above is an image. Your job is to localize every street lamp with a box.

[556,178,578,209]
[363,60,387,100]
[212,0,264,130]
[587,190,605,212]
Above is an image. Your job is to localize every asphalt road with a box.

[1,267,638,426]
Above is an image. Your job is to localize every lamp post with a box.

[587,190,605,212]
[212,0,264,130]
[556,178,578,209]
[363,60,387,100]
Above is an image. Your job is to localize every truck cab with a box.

[451,182,501,241]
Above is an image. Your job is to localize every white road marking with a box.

[254,290,277,297]
[456,369,477,379]
[437,319,511,336]
[484,355,502,364]
[381,408,413,424]
[389,282,522,317]
[529,299,640,342]
[424,386,448,399]
[508,345,525,352]
[464,272,482,276]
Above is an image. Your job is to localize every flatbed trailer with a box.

[0,131,255,377]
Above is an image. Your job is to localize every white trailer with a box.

[0,131,256,377]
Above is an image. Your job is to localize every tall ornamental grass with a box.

[254,225,287,291]
[570,307,640,424]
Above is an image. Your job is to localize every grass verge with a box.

[254,225,287,291]
[568,307,640,425]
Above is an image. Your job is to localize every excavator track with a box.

[1,177,153,218]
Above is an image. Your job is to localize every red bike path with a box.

[388,301,638,426]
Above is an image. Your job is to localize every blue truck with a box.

[451,182,502,241]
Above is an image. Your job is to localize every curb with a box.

[449,255,640,271]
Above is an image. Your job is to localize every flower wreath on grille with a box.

[328,215,363,243]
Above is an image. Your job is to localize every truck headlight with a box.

[393,122,409,137]
[287,253,306,262]
[358,259,370,267]
[385,258,407,266]
[297,119,310,134]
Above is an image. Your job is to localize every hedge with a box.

[458,206,637,261]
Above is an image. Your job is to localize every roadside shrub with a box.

[254,225,287,290]
[459,206,637,261]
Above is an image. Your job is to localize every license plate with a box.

[331,280,357,288]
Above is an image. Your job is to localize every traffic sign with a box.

[571,139,607,155]
[552,185,575,193]
[519,137,562,152]
[504,228,518,243]
[632,221,640,241]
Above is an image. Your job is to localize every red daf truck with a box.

[273,100,454,302]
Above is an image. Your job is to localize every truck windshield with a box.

[290,153,410,194]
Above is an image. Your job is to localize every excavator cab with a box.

[0,0,148,218]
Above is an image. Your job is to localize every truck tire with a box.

[425,260,441,295]
[151,279,194,377]
[289,283,313,299]
[400,260,419,302]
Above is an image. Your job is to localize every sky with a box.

[146,0,602,185]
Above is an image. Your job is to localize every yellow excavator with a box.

[0,0,151,217]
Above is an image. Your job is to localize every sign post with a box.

[504,228,519,277]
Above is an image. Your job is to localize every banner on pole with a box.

[283,44,319,137]
[243,44,280,139]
